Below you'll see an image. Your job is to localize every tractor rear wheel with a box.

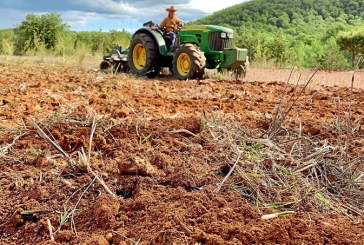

[128,33,161,76]
[172,44,206,80]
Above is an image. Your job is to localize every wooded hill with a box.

[192,0,364,68]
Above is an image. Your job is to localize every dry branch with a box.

[31,119,70,161]
[31,118,116,198]
[47,218,55,242]
[167,128,201,138]
[215,150,242,193]
[201,109,363,220]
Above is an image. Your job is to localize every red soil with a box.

[0,65,363,244]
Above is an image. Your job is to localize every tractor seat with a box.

[163,36,170,44]
[163,33,179,52]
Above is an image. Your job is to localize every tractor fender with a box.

[132,27,168,56]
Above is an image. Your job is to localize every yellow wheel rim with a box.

[132,43,146,70]
[177,53,190,76]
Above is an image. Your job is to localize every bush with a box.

[0,29,15,55]
[14,13,68,55]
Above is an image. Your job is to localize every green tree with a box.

[235,27,261,61]
[337,28,364,67]
[14,13,68,54]
[320,37,350,69]
[266,32,289,66]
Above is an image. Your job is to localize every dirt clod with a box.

[93,194,120,229]
[118,155,158,176]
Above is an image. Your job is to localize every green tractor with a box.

[128,22,248,80]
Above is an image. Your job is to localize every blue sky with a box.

[0,0,245,32]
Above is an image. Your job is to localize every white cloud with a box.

[77,0,137,15]
[0,0,247,31]
[189,0,244,13]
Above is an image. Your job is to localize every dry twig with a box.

[215,150,242,193]
[31,118,116,198]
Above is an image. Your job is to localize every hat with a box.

[166,6,177,12]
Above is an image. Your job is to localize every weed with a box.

[57,206,70,226]
[32,148,43,157]
[241,143,263,161]
[139,133,153,144]
[21,210,52,215]
[275,164,292,176]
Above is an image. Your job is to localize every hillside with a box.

[192,0,364,68]
[193,0,363,32]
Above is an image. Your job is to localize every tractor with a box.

[128,22,248,80]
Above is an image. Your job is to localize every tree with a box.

[235,27,261,61]
[320,37,350,70]
[337,28,364,67]
[266,32,290,66]
[14,13,68,54]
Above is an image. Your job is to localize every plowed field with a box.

[0,64,363,244]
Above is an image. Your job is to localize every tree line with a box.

[0,13,131,57]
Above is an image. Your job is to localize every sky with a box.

[0,0,246,32]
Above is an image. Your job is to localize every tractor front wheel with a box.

[128,33,160,77]
[172,44,206,80]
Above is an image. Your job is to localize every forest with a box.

[192,0,364,68]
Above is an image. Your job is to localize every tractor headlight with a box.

[227,33,234,39]
[220,32,227,38]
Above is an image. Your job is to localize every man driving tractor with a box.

[159,5,184,46]
[126,5,248,80]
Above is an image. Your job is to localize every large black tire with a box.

[172,44,206,80]
[128,33,161,77]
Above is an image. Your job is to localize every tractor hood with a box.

[181,25,233,34]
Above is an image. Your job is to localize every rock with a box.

[56,230,75,243]
[118,155,157,176]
